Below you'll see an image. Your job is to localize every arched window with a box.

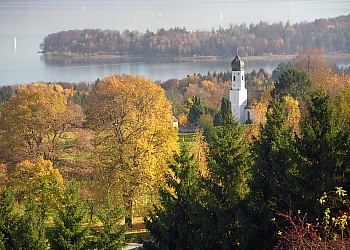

[242,75,244,80]
[233,75,236,81]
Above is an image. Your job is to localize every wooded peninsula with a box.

[41,13,350,57]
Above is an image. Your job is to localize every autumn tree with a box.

[0,83,84,165]
[247,90,271,138]
[283,95,301,133]
[86,74,178,227]
[10,157,64,212]
[293,47,331,90]
[336,75,350,122]
[0,164,7,194]
[190,130,209,177]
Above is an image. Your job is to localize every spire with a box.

[231,50,244,71]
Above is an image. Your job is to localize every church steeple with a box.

[231,49,244,71]
[231,50,245,91]
[229,50,247,124]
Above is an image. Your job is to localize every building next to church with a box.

[229,52,264,124]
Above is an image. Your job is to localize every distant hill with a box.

[41,13,350,57]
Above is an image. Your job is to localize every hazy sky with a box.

[1,0,349,35]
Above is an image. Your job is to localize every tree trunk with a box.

[124,198,133,228]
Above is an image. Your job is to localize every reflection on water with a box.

[38,54,350,83]
[41,55,294,82]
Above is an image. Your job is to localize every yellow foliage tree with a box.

[337,75,350,123]
[248,90,271,138]
[10,157,64,210]
[0,163,8,193]
[0,83,84,165]
[185,80,229,109]
[191,130,209,177]
[86,74,178,226]
[176,112,188,126]
[283,95,301,133]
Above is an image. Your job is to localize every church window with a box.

[242,75,244,80]
[233,75,236,81]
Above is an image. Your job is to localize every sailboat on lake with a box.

[13,36,17,51]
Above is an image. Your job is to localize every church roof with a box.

[245,90,265,109]
[231,54,244,71]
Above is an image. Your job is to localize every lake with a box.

[1,0,350,85]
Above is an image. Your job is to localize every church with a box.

[229,52,264,124]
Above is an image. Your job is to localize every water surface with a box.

[1,0,349,85]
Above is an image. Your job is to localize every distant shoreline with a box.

[41,51,350,63]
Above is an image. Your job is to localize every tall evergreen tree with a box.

[0,190,18,250]
[213,97,232,126]
[15,197,49,250]
[50,182,90,250]
[145,143,204,249]
[273,68,312,101]
[92,202,127,250]
[297,91,350,218]
[242,100,302,249]
[0,232,4,250]
[203,113,251,248]
[188,95,205,124]
[0,86,12,103]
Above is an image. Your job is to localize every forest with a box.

[40,13,350,57]
[1,47,350,249]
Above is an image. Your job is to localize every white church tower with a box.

[229,51,247,124]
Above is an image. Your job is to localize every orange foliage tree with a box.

[293,47,331,90]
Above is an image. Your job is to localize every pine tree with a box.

[273,68,312,101]
[50,182,90,250]
[15,197,49,250]
[297,91,350,218]
[203,114,251,248]
[92,202,127,250]
[145,143,203,249]
[0,189,18,250]
[242,100,302,249]
[0,232,4,250]
[188,95,205,124]
[213,97,232,126]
